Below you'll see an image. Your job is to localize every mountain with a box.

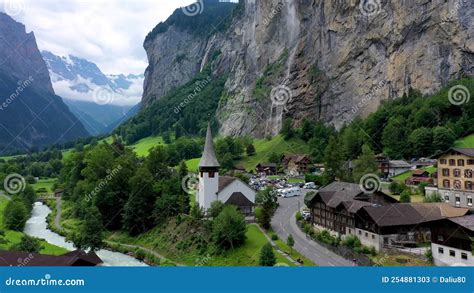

[139,0,473,138]
[41,50,143,134]
[0,13,88,153]
[63,100,139,135]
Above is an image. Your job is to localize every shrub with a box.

[135,249,146,261]
[295,212,303,221]
[343,235,362,249]
[259,243,276,266]
[271,234,278,241]
[400,190,412,203]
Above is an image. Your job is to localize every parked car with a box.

[301,210,311,221]
[303,182,317,189]
[280,187,302,198]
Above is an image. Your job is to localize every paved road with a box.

[271,193,353,266]
[54,198,62,230]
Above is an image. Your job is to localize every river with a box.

[24,202,147,266]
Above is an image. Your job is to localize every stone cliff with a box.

[143,0,473,138]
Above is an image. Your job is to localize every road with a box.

[271,192,353,266]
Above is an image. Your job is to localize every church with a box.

[197,124,256,216]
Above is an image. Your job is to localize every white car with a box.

[280,187,302,198]
[303,182,317,189]
[301,210,311,221]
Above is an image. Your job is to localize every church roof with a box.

[199,123,220,168]
[218,176,237,193]
[225,192,255,207]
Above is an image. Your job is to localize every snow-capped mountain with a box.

[42,50,143,106]
[42,51,142,135]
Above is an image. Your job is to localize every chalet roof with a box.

[412,169,429,176]
[449,215,474,231]
[389,160,412,168]
[225,192,255,207]
[282,154,311,163]
[199,123,220,168]
[257,163,277,168]
[434,147,474,159]
[0,250,102,266]
[341,200,374,213]
[316,182,365,208]
[218,176,237,193]
[361,203,469,227]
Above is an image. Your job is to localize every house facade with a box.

[256,163,277,175]
[429,215,474,266]
[281,154,311,176]
[436,148,474,208]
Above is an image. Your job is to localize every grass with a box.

[371,254,432,266]
[273,239,316,266]
[185,158,201,172]
[391,166,437,183]
[455,134,474,148]
[108,224,294,266]
[237,135,310,171]
[31,178,57,194]
[0,197,67,255]
[130,136,165,157]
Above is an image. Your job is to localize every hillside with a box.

[0,13,88,154]
[138,0,473,139]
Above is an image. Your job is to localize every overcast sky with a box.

[0,0,196,75]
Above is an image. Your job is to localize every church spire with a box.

[199,123,220,168]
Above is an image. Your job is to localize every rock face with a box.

[0,13,88,152]
[143,0,474,138]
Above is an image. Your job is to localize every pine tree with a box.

[352,144,378,183]
[259,243,276,266]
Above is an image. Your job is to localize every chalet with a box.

[304,182,397,235]
[405,169,433,186]
[428,215,474,266]
[434,148,474,208]
[354,203,469,251]
[375,154,390,178]
[198,124,256,216]
[281,154,311,176]
[256,163,277,176]
[0,249,102,266]
[388,160,412,178]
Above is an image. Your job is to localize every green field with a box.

[392,166,437,183]
[130,136,165,157]
[456,134,474,148]
[237,135,310,171]
[32,178,57,194]
[185,158,200,172]
[0,197,67,255]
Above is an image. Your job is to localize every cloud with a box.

[0,0,196,75]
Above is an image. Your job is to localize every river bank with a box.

[24,202,147,266]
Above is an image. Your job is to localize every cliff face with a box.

[0,13,88,152]
[143,0,473,137]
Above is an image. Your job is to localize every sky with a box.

[0,0,196,75]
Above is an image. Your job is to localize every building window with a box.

[443,180,450,188]
[461,253,468,260]
[442,169,450,176]
[468,196,473,207]
[440,159,447,165]
[454,169,461,177]
[438,247,444,254]
[208,172,215,178]
[449,159,456,166]
[455,195,461,206]
[468,159,474,165]
[372,234,375,239]
[348,229,352,234]
[465,169,473,178]
[358,230,361,235]
[449,250,455,257]
[444,194,450,202]
[365,232,368,237]
[454,180,462,190]
[465,181,473,191]
[458,159,465,166]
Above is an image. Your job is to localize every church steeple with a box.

[199,123,220,169]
